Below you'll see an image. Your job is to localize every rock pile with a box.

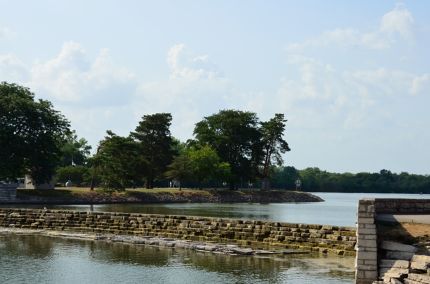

[374,241,430,284]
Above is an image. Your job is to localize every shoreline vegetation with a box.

[3,188,323,205]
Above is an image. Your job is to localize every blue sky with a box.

[1,1,429,174]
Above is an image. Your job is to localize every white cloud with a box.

[287,5,414,52]
[0,54,29,82]
[167,43,221,80]
[274,55,428,131]
[135,43,229,140]
[380,4,414,38]
[29,41,137,105]
[411,74,430,95]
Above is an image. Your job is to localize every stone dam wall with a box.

[355,199,430,284]
[0,208,356,255]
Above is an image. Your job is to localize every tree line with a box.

[2,82,429,193]
[1,82,290,190]
[270,167,430,194]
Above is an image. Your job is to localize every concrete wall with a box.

[355,198,430,284]
[0,185,17,202]
[0,208,356,255]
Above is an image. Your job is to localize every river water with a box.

[6,192,429,226]
[0,233,354,284]
[1,192,429,283]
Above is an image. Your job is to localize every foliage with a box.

[131,113,175,188]
[188,145,231,188]
[260,113,290,189]
[54,165,89,186]
[269,166,430,193]
[271,166,300,189]
[94,131,144,191]
[59,130,91,167]
[0,82,70,184]
[194,110,261,189]
[164,154,193,189]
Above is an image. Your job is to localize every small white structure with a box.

[24,175,54,190]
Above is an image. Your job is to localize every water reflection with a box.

[0,233,354,284]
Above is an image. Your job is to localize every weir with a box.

[0,208,356,255]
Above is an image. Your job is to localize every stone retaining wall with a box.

[0,185,17,202]
[0,208,356,255]
[355,199,430,284]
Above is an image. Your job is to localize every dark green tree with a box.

[131,113,174,188]
[54,165,89,186]
[59,130,91,167]
[94,131,144,191]
[188,145,231,189]
[164,154,193,190]
[259,114,290,190]
[271,166,299,189]
[194,110,261,189]
[0,82,70,185]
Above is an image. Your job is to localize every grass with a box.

[17,187,215,198]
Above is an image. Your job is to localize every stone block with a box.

[357,227,377,235]
[379,259,410,269]
[411,255,430,265]
[357,239,377,248]
[407,273,430,283]
[381,241,418,253]
[357,217,375,224]
[379,268,408,278]
[403,279,422,284]
[357,251,378,260]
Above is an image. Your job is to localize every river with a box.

[4,192,429,226]
[1,192,429,283]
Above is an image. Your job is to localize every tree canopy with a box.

[194,110,262,189]
[94,131,143,190]
[131,113,175,188]
[0,82,70,184]
[260,114,290,190]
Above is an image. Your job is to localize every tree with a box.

[59,130,91,167]
[194,110,261,189]
[54,165,89,186]
[0,82,70,185]
[260,114,290,190]
[188,145,230,189]
[94,131,144,191]
[131,113,174,188]
[271,166,299,189]
[165,154,193,190]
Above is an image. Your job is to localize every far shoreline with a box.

[0,187,323,205]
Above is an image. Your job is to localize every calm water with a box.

[5,192,429,226]
[0,233,354,284]
[1,192,427,283]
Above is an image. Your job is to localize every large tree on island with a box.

[0,82,70,185]
[260,113,290,190]
[93,131,143,191]
[131,113,175,188]
[193,110,261,189]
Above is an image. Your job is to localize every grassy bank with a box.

[12,187,323,204]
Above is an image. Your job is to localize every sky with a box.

[1,0,429,174]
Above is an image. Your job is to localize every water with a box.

[4,192,429,226]
[2,192,426,283]
[0,233,354,284]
